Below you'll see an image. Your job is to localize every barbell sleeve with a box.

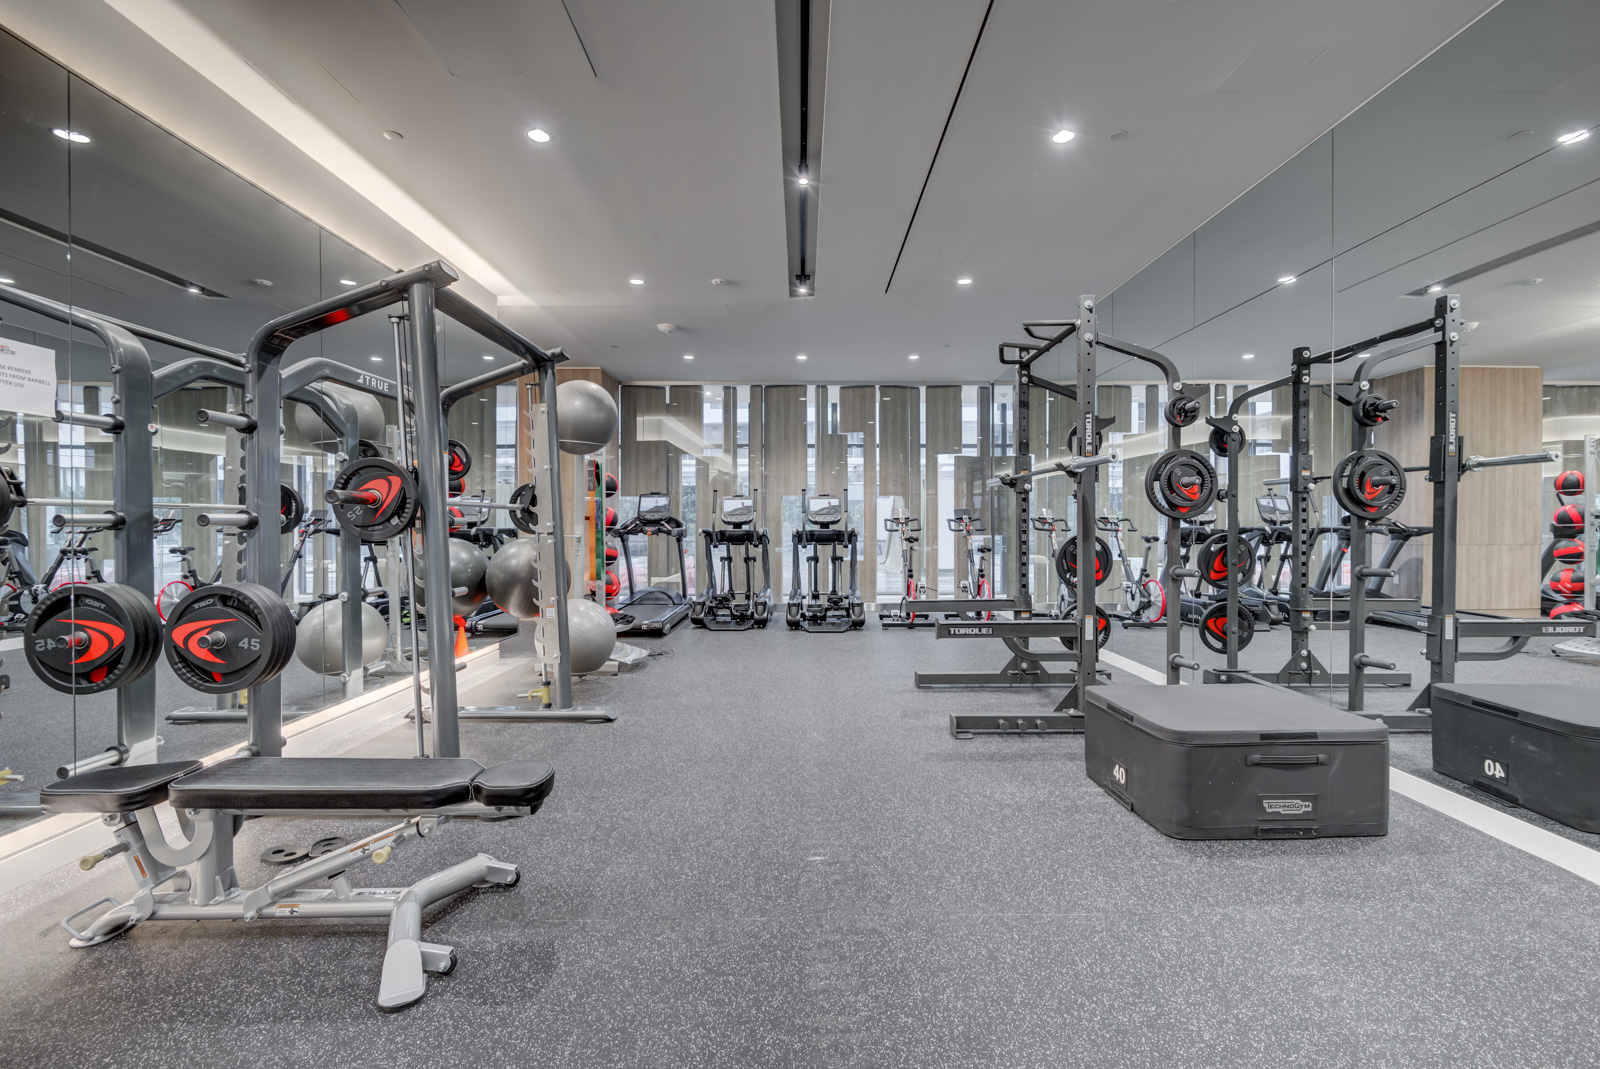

[196,409,258,433]
[325,488,382,507]
[196,511,258,530]
[53,409,123,432]
[51,511,124,530]
[1462,450,1559,471]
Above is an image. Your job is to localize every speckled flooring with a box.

[1,621,1598,1068]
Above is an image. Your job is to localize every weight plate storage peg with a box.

[445,439,473,480]
[1145,449,1218,519]
[509,482,539,534]
[1199,601,1256,655]
[326,457,419,542]
[1197,533,1253,591]
[1332,449,1406,520]
[1056,536,1113,588]
[280,483,305,533]
[164,582,295,694]
[25,583,162,694]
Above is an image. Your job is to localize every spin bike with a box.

[1098,516,1165,627]
[691,490,772,630]
[787,490,865,631]
[1030,511,1071,617]
[879,510,932,628]
[948,509,993,621]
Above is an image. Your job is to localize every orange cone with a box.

[454,614,468,657]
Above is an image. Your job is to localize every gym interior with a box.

[1,0,1598,1064]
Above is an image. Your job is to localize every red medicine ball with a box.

[1555,470,1585,499]
[1549,600,1586,620]
[603,507,617,530]
[1552,504,1584,540]
[1551,567,1585,597]
[604,545,620,564]
[595,471,619,498]
[604,569,621,598]
[1552,538,1586,564]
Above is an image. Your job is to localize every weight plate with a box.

[446,439,473,479]
[327,457,419,542]
[164,582,295,694]
[261,844,308,865]
[509,482,539,534]
[1199,601,1255,655]
[1145,449,1218,519]
[356,440,381,459]
[280,483,305,533]
[24,583,162,694]
[1164,394,1202,428]
[1196,533,1252,591]
[1065,424,1105,456]
[1332,449,1406,520]
[1055,536,1113,588]
[1061,607,1111,651]
[1207,425,1233,458]
[0,465,25,527]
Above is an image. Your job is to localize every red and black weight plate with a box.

[24,583,162,694]
[327,457,419,542]
[163,582,295,694]
[1331,449,1406,520]
[1196,533,1253,591]
[509,482,539,534]
[1145,449,1218,519]
[1055,536,1113,588]
[445,439,473,480]
[1199,601,1255,655]
[280,483,305,533]
[1061,607,1111,651]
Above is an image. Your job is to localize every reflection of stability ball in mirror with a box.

[556,380,619,455]
[561,597,615,674]
[486,538,542,619]
[413,538,489,616]
[294,384,386,450]
[294,599,388,675]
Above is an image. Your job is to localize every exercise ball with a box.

[556,380,618,455]
[485,537,542,619]
[413,537,489,616]
[295,384,386,451]
[565,597,615,674]
[294,599,387,675]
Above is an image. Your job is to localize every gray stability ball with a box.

[556,379,619,455]
[413,537,489,616]
[294,383,386,451]
[485,537,542,619]
[294,599,388,675]
[564,597,615,674]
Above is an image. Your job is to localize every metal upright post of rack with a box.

[1069,295,1100,705]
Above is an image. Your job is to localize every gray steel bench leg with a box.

[378,853,519,1011]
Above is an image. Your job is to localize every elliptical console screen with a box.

[638,493,671,523]
[722,497,755,526]
[807,496,843,525]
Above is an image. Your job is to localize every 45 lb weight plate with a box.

[25,584,161,693]
[164,582,295,694]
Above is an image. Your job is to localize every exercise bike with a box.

[691,490,772,630]
[948,509,993,621]
[1098,516,1164,627]
[879,510,933,628]
[1030,512,1071,618]
[786,489,865,631]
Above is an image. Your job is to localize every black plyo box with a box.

[1431,683,1600,832]
[1084,685,1390,839]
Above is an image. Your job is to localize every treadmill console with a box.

[637,493,672,524]
[1256,494,1291,526]
[721,497,755,527]
[807,495,843,527]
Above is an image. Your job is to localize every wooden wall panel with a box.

[842,386,881,592]
[924,386,963,594]
[763,385,809,597]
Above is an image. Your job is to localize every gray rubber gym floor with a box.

[3,620,1600,1069]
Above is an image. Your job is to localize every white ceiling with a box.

[0,0,1507,386]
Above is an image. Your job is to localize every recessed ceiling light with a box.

[251,278,273,287]
[0,277,14,285]
[187,284,202,293]
[482,354,495,360]
[340,279,357,286]
[1557,129,1590,145]
[908,353,919,361]
[957,277,973,286]
[52,128,90,143]
[797,285,808,294]
[797,174,809,186]
[1427,284,1443,293]
[683,354,694,361]
[370,355,383,362]
[1241,353,1255,360]
[1107,129,1128,141]
[528,128,551,143]
[383,130,404,141]
[629,278,645,286]
[1051,129,1075,144]
[1278,275,1296,284]
[796,353,808,361]
[1357,352,1372,359]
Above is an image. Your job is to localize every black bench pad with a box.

[41,760,205,814]
[168,758,484,811]
[473,760,555,808]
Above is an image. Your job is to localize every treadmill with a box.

[612,492,692,636]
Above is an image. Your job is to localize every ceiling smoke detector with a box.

[657,323,676,334]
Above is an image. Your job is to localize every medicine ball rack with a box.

[937,295,1207,738]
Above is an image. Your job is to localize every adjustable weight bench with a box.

[42,756,554,1012]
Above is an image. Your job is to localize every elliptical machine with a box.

[691,490,772,630]
[879,509,932,628]
[612,491,691,635]
[787,489,865,631]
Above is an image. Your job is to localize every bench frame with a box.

[66,801,532,1011]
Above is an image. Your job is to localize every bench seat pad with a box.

[473,760,555,808]
[168,758,484,811]
[41,760,205,814]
